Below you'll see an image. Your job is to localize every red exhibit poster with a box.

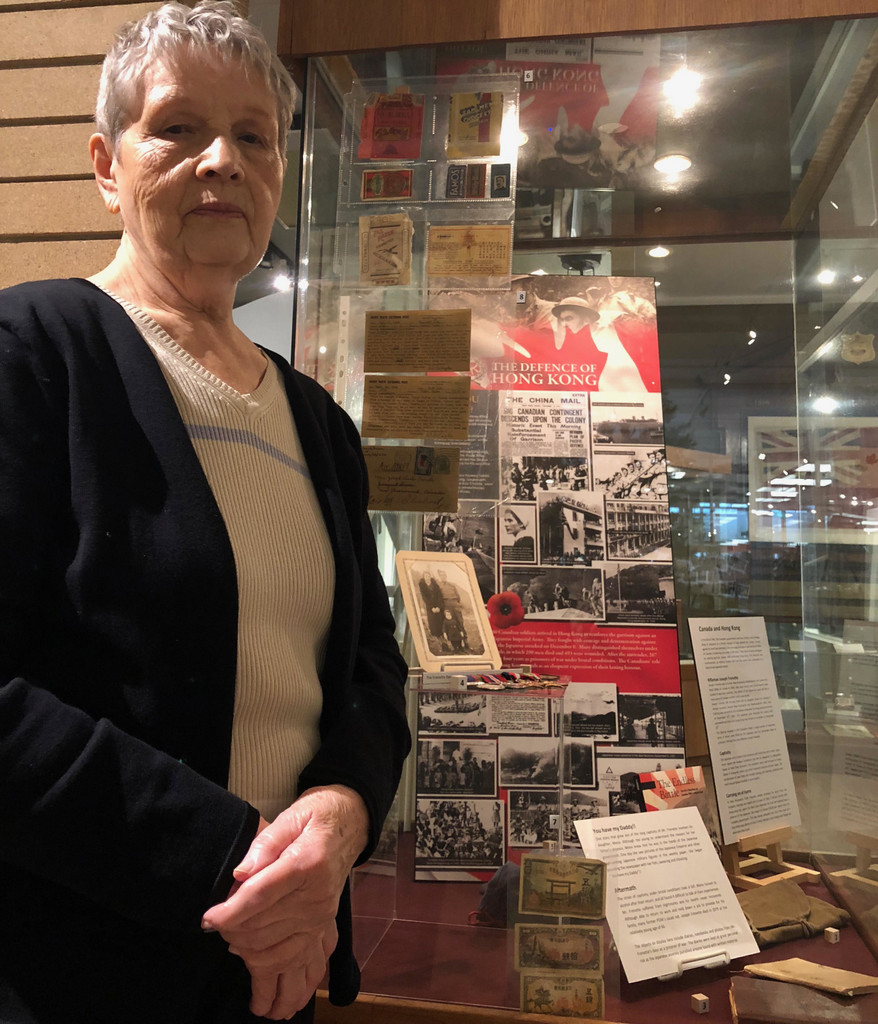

[437,37,660,190]
[416,279,677,873]
[424,276,677,693]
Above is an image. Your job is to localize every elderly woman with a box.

[0,4,409,1024]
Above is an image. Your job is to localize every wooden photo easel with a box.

[831,831,878,889]
[721,826,819,890]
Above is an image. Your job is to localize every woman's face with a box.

[100,54,284,281]
[504,513,522,536]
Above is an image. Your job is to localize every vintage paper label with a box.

[427,224,512,278]
[357,89,424,160]
[363,445,459,512]
[361,375,471,440]
[361,168,413,201]
[520,972,604,1017]
[447,91,503,157]
[465,163,487,197]
[519,854,606,919]
[359,213,413,286]
[364,309,471,373]
[490,162,512,197]
[515,923,604,973]
[446,164,467,198]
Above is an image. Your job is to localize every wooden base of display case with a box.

[831,832,878,889]
[315,991,624,1024]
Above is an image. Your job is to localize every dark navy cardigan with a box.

[0,278,410,1024]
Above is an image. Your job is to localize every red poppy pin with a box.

[487,591,525,630]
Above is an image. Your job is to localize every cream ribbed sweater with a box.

[116,300,335,822]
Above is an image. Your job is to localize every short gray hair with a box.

[95,0,296,153]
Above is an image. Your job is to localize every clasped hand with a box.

[202,785,369,1021]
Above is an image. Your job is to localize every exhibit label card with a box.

[364,309,471,373]
[576,806,758,984]
[361,375,471,440]
[427,224,512,277]
[363,445,459,512]
[688,616,800,844]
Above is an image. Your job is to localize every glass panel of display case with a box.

[293,14,878,1019]
[792,27,878,958]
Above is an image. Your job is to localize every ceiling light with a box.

[648,245,670,258]
[830,200,839,210]
[813,395,838,413]
[272,273,293,291]
[663,67,702,114]
[654,153,692,174]
[853,274,865,283]
[817,269,836,285]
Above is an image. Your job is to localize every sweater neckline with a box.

[97,286,275,408]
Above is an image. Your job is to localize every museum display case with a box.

[230,9,878,1021]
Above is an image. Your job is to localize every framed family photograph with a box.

[396,550,501,672]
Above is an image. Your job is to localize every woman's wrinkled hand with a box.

[202,785,369,1020]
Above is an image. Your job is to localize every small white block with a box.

[824,927,841,943]
[691,993,709,1013]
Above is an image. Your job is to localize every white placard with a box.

[829,736,878,837]
[688,616,800,845]
[576,807,758,984]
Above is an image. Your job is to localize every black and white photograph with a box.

[592,447,667,501]
[563,738,596,788]
[502,456,591,501]
[617,693,684,747]
[501,566,604,623]
[589,394,665,447]
[537,492,605,565]
[418,692,489,735]
[562,682,619,741]
[396,551,500,672]
[416,738,497,796]
[598,560,676,625]
[499,735,560,788]
[362,793,400,875]
[499,503,537,564]
[561,788,608,847]
[608,770,646,815]
[605,500,672,562]
[507,789,562,847]
[422,501,498,602]
[414,798,506,875]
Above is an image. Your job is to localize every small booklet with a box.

[638,765,722,854]
[729,975,878,1024]
[744,959,878,997]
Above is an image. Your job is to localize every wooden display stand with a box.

[721,825,819,890]
[831,831,878,888]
